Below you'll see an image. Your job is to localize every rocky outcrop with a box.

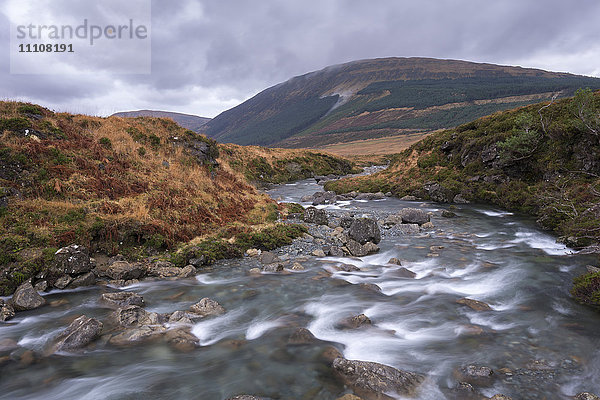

[332,358,424,399]
[189,297,226,317]
[304,207,328,225]
[53,315,103,352]
[348,218,381,245]
[10,281,46,311]
[100,292,145,308]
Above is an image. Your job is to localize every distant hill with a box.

[112,110,210,132]
[204,57,600,148]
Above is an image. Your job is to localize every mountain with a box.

[204,57,600,148]
[112,110,210,133]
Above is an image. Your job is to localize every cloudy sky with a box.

[1,0,600,118]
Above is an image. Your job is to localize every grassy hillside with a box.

[204,58,600,148]
[327,89,600,250]
[0,102,354,295]
[112,110,210,133]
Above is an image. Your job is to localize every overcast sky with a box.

[1,0,600,118]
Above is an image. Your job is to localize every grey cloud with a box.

[1,0,600,116]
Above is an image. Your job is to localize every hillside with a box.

[112,110,210,133]
[0,102,354,295]
[326,90,600,251]
[325,89,600,307]
[204,57,600,148]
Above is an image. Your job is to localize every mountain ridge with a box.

[112,110,210,133]
[204,57,600,148]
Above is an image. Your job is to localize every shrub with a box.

[0,117,31,132]
[571,271,600,309]
[99,137,112,148]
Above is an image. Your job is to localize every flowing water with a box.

[1,178,600,399]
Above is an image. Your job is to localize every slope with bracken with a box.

[0,102,354,295]
[204,57,600,148]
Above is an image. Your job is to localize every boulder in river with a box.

[259,251,280,265]
[346,239,379,257]
[147,261,196,278]
[0,300,15,322]
[54,244,92,275]
[53,315,103,352]
[10,281,46,311]
[189,297,226,317]
[262,263,285,273]
[100,292,145,308]
[69,271,96,288]
[348,218,381,245]
[99,260,146,281]
[226,396,270,400]
[111,305,160,327]
[399,208,430,225]
[332,358,424,399]
[338,314,372,329]
[304,207,328,225]
[109,325,167,346]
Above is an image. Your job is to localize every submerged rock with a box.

[457,298,493,312]
[100,292,145,308]
[288,327,316,345]
[53,315,103,352]
[454,364,495,387]
[109,325,167,346]
[189,297,226,317]
[332,358,424,399]
[10,282,46,311]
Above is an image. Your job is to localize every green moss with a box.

[571,271,600,308]
[282,202,305,214]
[18,104,44,115]
[99,137,112,149]
[0,117,31,132]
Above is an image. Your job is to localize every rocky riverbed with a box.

[1,175,600,399]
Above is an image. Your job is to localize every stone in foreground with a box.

[11,282,46,311]
[54,315,103,352]
[332,358,424,399]
[189,297,226,317]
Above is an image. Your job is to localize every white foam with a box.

[191,309,245,346]
[245,319,284,340]
[195,274,239,285]
[475,209,514,217]
[510,230,571,255]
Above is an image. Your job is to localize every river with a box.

[1,177,599,399]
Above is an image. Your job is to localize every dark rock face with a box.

[189,297,226,317]
[348,218,381,245]
[100,292,145,309]
[0,300,15,321]
[399,208,430,225]
[53,315,103,352]
[54,245,92,275]
[304,207,328,225]
[288,327,316,345]
[422,182,451,203]
[10,282,46,311]
[332,358,424,399]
